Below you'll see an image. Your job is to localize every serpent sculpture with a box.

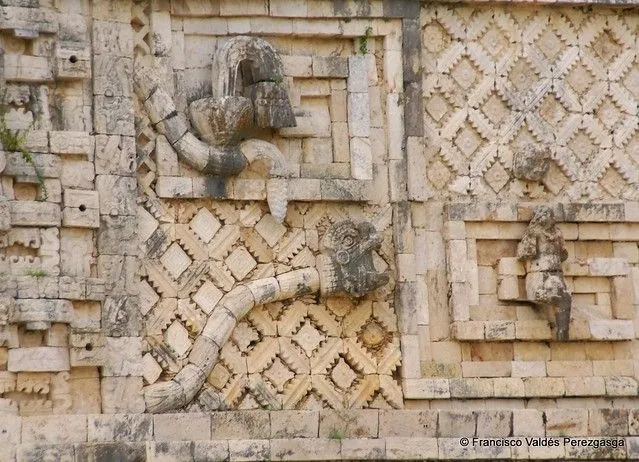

[134,36,297,222]
[143,220,390,413]
[517,205,572,341]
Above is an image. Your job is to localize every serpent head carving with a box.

[317,220,389,298]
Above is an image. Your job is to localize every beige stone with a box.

[154,413,211,441]
[270,410,318,438]
[22,415,87,443]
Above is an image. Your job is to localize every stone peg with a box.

[513,144,550,182]
[517,206,572,340]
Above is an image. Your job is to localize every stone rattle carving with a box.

[143,220,389,413]
[517,206,572,341]
[134,36,296,221]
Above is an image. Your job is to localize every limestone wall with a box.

[0,0,638,460]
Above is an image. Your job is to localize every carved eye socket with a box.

[340,231,358,250]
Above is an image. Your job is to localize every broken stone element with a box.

[513,144,550,182]
[143,220,389,413]
[212,36,295,128]
[188,96,253,147]
[517,205,572,340]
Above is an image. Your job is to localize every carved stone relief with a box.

[516,206,572,340]
[135,36,296,222]
[139,201,400,413]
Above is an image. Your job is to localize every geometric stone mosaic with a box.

[421,6,639,201]
[138,196,401,411]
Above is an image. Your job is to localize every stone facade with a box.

[0,0,638,460]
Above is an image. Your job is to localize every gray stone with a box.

[513,144,550,181]
[101,295,142,337]
[74,442,145,462]
[211,410,270,439]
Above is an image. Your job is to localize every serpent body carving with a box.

[134,36,296,222]
[144,220,389,413]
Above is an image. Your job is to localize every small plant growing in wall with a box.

[0,91,47,199]
[24,269,49,278]
[328,427,345,441]
[358,26,373,55]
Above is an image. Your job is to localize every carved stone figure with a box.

[317,221,390,298]
[517,205,572,340]
[134,36,296,221]
[143,220,389,413]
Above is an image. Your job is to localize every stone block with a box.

[287,179,321,201]
[154,413,211,441]
[379,410,437,437]
[270,438,340,461]
[350,136,372,180]
[476,410,512,437]
[4,152,60,178]
[228,439,270,461]
[319,410,379,438]
[604,376,638,396]
[93,96,135,136]
[102,337,143,376]
[313,56,348,78]
[270,410,318,438]
[320,179,370,201]
[75,442,146,461]
[98,215,139,256]
[22,415,87,443]
[17,444,75,462]
[94,135,136,176]
[93,54,133,97]
[589,320,634,340]
[49,131,92,156]
[8,347,69,372]
[545,409,588,436]
[347,92,370,137]
[403,378,450,399]
[95,175,137,215]
[386,437,438,460]
[92,20,133,56]
[282,55,312,77]
[211,411,270,439]
[102,295,142,337]
[588,409,628,436]
[449,378,493,398]
[10,201,60,227]
[340,438,385,460]
[451,321,484,340]
[302,137,333,164]
[347,56,368,93]
[611,276,634,319]
[438,411,476,437]
[193,441,229,462]
[513,409,544,436]
[100,377,145,414]
[3,54,52,81]
[63,206,100,228]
